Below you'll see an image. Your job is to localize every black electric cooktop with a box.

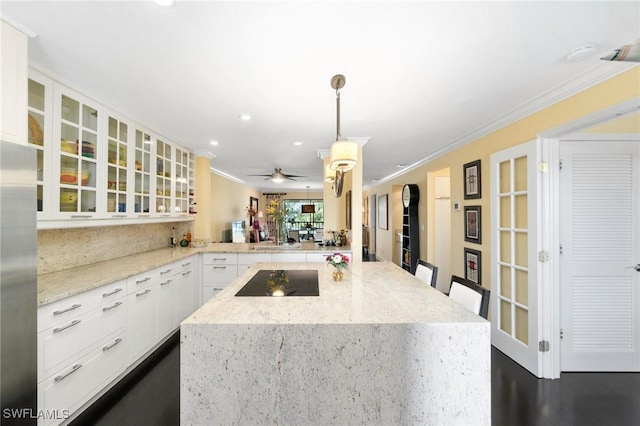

[235,270,319,297]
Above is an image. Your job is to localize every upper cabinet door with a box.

[28,71,53,218]
[155,139,172,216]
[53,85,101,219]
[175,146,189,217]
[106,114,130,217]
[133,128,153,217]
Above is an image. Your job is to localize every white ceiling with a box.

[2,1,639,190]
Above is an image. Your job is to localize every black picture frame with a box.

[249,196,258,227]
[463,159,481,199]
[346,190,352,230]
[464,205,482,244]
[464,248,482,284]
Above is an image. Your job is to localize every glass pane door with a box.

[28,78,46,212]
[107,116,128,213]
[156,139,172,214]
[134,129,151,213]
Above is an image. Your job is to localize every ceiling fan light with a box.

[271,174,285,183]
[329,141,357,171]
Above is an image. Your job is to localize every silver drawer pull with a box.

[102,301,123,312]
[102,288,123,298]
[212,257,227,261]
[135,277,151,284]
[54,364,82,382]
[111,214,127,218]
[160,268,173,275]
[53,320,81,334]
[137,214,151,218]
[103,338,123,351]
[212,266,227,270]
[160,279,173,286]
[182,271,192,276]
[181,262,191,267]
[53,304,81,315]
[136,288,151,297]
[70,214,92,219]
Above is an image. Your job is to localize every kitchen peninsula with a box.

[181,262,490,425]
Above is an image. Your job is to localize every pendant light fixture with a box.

[329,74,357,198]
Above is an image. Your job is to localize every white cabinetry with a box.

[202,253,238,302]
[175,258,198,322]
[237,253,271,275]
[0,21,28,145]
[26,68,194,228]
[37,280,128,426]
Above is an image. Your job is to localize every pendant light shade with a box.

[329,141,358,171]
[324,164,336,182]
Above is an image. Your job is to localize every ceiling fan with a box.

[248,168,306,183]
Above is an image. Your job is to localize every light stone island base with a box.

[181,262,490,425]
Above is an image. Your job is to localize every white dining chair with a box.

[414,260,438,288]
[448,275,490,319]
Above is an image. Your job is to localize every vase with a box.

[332,270,344,281]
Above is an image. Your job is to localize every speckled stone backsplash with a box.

[38,222,192,274]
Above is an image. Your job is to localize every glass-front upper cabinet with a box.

[107,115,129,215]
[134,129,152,216]
[175,146,189,216]
[156,139,172,215]
[27,74,50,215]
[54,86,99,217]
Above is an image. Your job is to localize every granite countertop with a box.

[37,242,353,307]
[184,261,486,325]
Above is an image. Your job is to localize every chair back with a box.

[415,260,438,288]
[448,275,490,319]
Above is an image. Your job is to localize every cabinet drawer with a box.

[202,263,237,284]
[202,253,237,265]
[176,255,197,273]
[38,291,97,332]
[39,310,102,380]
[237,253,271,264]
[38,333,127,426]
[203,285,228,303]
[126,268,161,293]
[271,253,307,262]
[98,279,127,303]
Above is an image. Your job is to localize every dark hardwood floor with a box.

[71,333,640,426]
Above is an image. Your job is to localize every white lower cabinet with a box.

[157,273,176,341]
[202,253,237,303]
[38,332,127,426]
[37,280,128,426]
[175,265,198,323]
[127,282,159,364]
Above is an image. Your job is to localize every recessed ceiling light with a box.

[239,114,252,121]
[566,45,597,62]
[396,164,408,168]
[210,140,219,146]
[293,141,303,146]
[152,0,174,7]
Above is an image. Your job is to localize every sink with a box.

[253,243,301,250]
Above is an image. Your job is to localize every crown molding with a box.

[365,62,638,190]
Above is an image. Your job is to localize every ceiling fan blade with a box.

[283,174,307,178]
[247,174,272,177]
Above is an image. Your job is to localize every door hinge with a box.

[538,250,550,262]
[538,161,549,173]
[560,329,564,340]
[538,340,550,352]
[559,244,563,255]
[559,159,563,171]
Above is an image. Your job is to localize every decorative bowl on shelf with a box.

[60,168,78,184]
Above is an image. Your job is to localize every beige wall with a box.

[209,172,261,242]
[366,67,640,288]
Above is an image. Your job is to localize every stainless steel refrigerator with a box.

[0,140,37,424]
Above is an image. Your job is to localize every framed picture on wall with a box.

[249,196,258,227]
[378,194,388,230]
[464,248,482,284]
[463,159,481,199]
[464,205,482,244]
[346,190,352,230]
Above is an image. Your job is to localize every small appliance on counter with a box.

[231,220,246,243]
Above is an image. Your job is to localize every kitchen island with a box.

[181,261,490,425]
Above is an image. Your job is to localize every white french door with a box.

[491,140,543,376]
[559,139,640,372]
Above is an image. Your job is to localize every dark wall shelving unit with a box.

[401,184,420,274]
